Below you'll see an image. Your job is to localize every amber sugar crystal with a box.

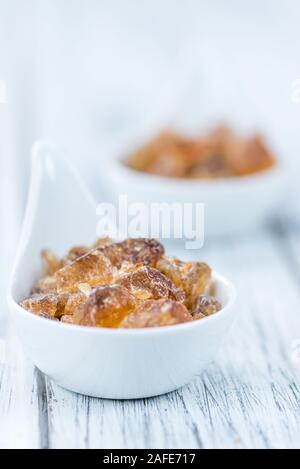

[20,237,222,329]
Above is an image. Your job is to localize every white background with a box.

[0,0,300,321]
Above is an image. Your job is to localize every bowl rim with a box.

[106,123,287,189]
[9,271,237,336]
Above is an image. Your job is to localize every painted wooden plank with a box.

[43,226,300,449]
[0,326,45,449]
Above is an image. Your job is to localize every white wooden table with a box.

[1,220,300,449]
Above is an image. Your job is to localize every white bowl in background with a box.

[105,132,287,238]
[8,142,236,399]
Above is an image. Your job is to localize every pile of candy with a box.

[125,126,275,179]
[20,238,221,328]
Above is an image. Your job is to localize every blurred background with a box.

[1,0,300,323]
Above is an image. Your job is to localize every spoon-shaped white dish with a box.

[8,142,237,399]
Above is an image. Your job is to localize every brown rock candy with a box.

[117,265,185,302]
[32,275,57,294]
[20,293,64,318]
[98,238,164,269]
[120,299,192,328]
[157,257,211,310]
[80,284,137,328]
[55,250,114,293]
[193,295,221,319]
[41,250,62,276]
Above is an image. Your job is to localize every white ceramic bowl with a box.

[8,142,236,399]
[105,133,287,237]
